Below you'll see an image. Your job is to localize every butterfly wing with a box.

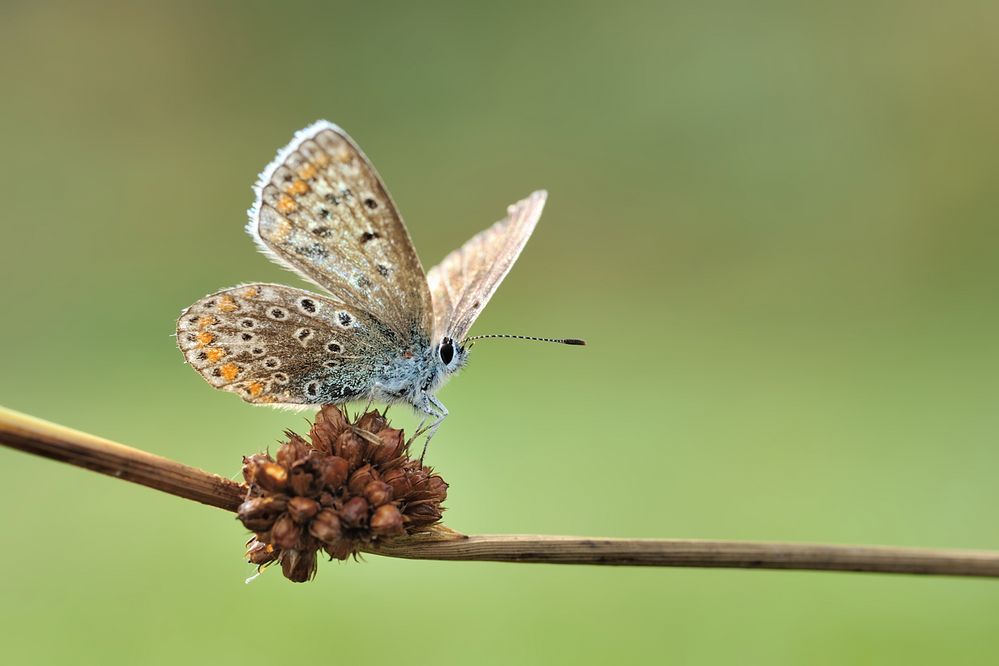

[248,120,432,343]
[426,190,546,342]
[177,283,392,405]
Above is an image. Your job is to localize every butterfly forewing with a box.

[427,190,547,342]
[179,122,561,425]
[248,121,432,343]
[177,283,390,405]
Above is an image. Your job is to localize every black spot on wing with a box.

[331,385,360,401]
[296,243,329,260]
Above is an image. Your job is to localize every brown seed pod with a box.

[245,538,277,566]
[281,548,317,583]
[363,480,393,507]
[238,405,448,582]
[287,496,320,523]
[334,431,365,469]
[255,462,289,492]
[348,464,377,494]
[271,514,302,550]
[370,504,404,536]
[308,509,342,542]
[237,495,287,532]
[318,456,349,487]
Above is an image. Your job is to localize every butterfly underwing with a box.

[177,121,573,439]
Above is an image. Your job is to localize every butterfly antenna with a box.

[462,334,586,348]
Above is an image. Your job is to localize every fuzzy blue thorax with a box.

[369,338,468,412]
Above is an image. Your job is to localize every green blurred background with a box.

[2,1,998,663]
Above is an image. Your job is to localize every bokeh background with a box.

[2,1,998,663]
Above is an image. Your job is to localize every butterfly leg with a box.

[406,416,429,449]
[417,392,448,464]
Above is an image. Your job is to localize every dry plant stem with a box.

[2,405,999,578]
[0,406,244,512]
[372,529,999,577]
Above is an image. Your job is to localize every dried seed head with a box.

[255,461,289,492]
[371,428,404,464]
[318,456,349,488]
[281,549,317,583]
[245,538,278,566]
[308,509,342,543]
[236,405,448,582]
[288,466,315,496]
[310,404,348,447]
[404,500,444,529]
[271,514,302,550]
[276,432,310,467]
[340,496,369,528]
[348,464,377,494]
[241,453,273,485]
[355,410,387,433]
[382,467,412,497]
[370,504,404,536]
[334,431,364,468]
[364,480,393,507]
[238,495,287,532]
[287,496,320,523]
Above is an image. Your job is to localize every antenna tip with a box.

[563,338,587,346]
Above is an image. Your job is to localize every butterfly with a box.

[176,121,583,442]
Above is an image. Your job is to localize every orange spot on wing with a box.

[297,163,317,180]
[218,295,238,313]
[196,331,215,346]
[220,363,240,381]
[205,348,225,363]
[248,381,264,397]
[336,149,352,164]
[242,287,259,298]
[313,152,330,167]
[258,395,277,403]
[277,194,297,214]
[197,315,216,329]
[286,179,309,196]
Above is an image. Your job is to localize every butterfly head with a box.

[436,336,468,375]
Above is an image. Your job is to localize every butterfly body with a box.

[177,120,562,440]
[368,338,466,408]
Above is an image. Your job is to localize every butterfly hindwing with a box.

[248,120,432,344]
[427,190,546,342]
[177,283,389,405]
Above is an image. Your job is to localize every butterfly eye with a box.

[439,338,455,366]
